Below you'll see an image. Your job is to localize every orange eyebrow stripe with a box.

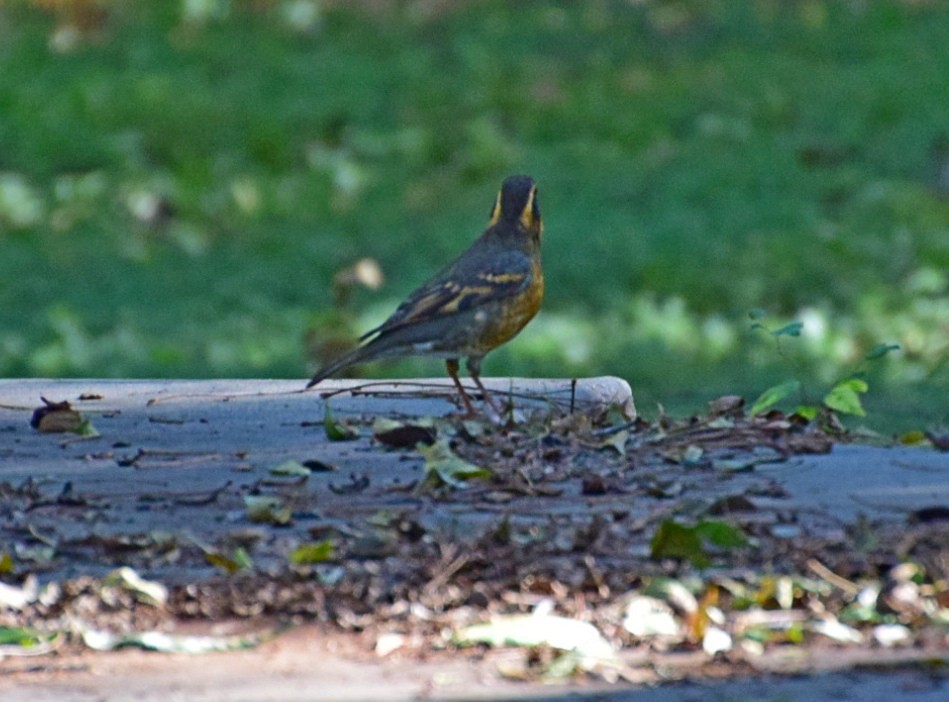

[518,187,536,229]
[488,192,502,227]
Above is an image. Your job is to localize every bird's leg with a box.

[466,356,501,413]
[445,358,476,416]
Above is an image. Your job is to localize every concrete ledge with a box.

[0,376,636,419]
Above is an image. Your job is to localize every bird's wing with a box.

[360,248,533,341]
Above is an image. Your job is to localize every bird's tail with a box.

[305,344,375,389]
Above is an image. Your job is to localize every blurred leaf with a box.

[102,567,168,607]
[0,552,12,575]
[899,430,928,446]
[323,403,358,441]
[204,546,253,574]
[748,308,767,321]
[269,460,311,476]
[749,379,801,416]
[0,626,57,649]
[82,628,262,654]
[598,428,628,455]
[289,540,335,565]
[232,547,254,569]
[864,343,901,361]
[823,378,868,416]
[650,520,709,568]
[0,173,44,228]
[75,418,100,437]
[682,444,704,465]
[651,520,746,567]
[30,397,82,432]
[794,404,820,421]
[623,595,680,638]
[455,613,617,671]
[694,520,748,548]
[702,626,733,655]
[809,618,864,644]
[771,322,803,338]
[243,495,292,525]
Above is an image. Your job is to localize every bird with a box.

[306,174,544,415]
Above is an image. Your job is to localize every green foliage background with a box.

[0,0,946,429]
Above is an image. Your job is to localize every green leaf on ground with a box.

[204,546,254,574]
[823,378,868,416]
[75,418,100,438]
[289,540,335,565]
[418,439,491,490]
[651,519,747,567]
[323,403,358,441]
[0,626,57,648]
[651,520,710,568]
[694,520,749,548]
[749,379,801,416]
[794,404,820,421]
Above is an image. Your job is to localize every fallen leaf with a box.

[749,380,801,416]
[30,397,97,435]
[622,595,680,639]
[372,417,436,448]
[708,395,744,417]
[0,626,61,654]
[418,439,491,490]
[823,378,868,417]
[243,495,292,525]
[650,520,747,567]
[203,546,254,574]
[289,540,335,565]
[598,428,628,455]
[702,625,732,655]
[102,567,168,607]
[323,403,358,441]
[269,460,311,477]
[455,611,618,673]
[81,628,263,654]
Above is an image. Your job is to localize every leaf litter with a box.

[2,395,948,684]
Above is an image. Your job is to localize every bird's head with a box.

[488,175,541,239]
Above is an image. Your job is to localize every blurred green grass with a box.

[0,0,946,430]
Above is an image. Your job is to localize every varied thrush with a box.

[306,174,544,415]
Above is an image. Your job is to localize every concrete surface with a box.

[1,378,947,702]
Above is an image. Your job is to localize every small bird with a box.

[306,175,544,415]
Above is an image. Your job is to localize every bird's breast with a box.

[469,256,543,353]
